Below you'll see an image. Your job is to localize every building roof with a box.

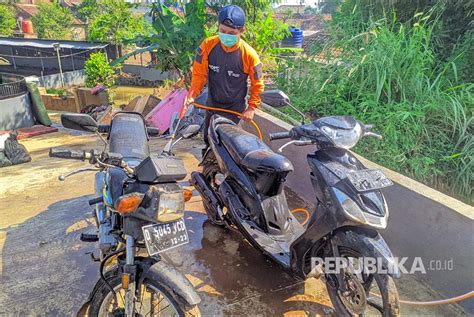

[0,37,109,50]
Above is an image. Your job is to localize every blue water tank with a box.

[281,27,303,48]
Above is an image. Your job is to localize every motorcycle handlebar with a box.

[49,148,89,161]
[269,131,292,141]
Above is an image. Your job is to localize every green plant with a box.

[87,0,150,57]
[276,13,473,203]
[46,88,67,96]
[206,0,280,24]
[130,0,209,83]
[0,4,16,36]
[244,11,290,56]
[84,52,117,88]
[32,3,74,39]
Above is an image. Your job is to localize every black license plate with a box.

[346,169,393,192]
[142,218,189,256]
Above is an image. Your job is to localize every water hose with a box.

[190,102,263,140]
[371,290,474,306]
[290,209,473,306]
[290,208,310,226]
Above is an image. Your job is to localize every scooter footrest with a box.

[80,233,99,242]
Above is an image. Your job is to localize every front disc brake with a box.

[338,273,367,315]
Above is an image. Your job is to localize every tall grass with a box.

[276,12,473,203]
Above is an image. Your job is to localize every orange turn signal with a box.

[122,273,130,289]
[184,189,193,202]
[114,193,144,214]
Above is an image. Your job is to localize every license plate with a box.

[346,169,393,192]
[142,218,189,256]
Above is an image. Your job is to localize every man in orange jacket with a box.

[182,5,264,143]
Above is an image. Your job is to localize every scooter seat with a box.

[215,119,293,173]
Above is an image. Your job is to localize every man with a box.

[181,4,264,142]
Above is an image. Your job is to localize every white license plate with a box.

[142,218,189,256]
[346,169,393,192]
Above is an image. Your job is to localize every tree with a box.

[131,0,209,82]
[86,0,150,56]
[0,4,16,36]
[84,52,116,88]
[76,0,97,21]
[32,3,74,39]
[206,0,280,24]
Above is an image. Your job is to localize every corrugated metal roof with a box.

[0,37,109,50]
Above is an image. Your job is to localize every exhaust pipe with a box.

[190,172,225,224]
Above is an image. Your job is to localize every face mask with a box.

[218,32,239,47]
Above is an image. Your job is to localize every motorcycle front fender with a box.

[331,228,400,278]
[142,260,201,306]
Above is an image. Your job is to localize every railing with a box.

[0,73,28,100]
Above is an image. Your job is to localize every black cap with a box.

[218,5,246,29]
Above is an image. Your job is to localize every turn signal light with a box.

[184,189,193,202]
[122,273,130,289]
[114,193,144,214]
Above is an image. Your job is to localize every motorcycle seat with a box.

[214,117,293,173]
[108,112,150,161]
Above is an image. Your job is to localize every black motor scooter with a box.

[191,90,400,316]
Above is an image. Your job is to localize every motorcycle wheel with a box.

[88,267,200,317]
[325,248,400,317]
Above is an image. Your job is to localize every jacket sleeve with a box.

[246,51,264,109]
[189,40,209,98]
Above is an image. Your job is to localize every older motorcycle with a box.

[50,112,201,317]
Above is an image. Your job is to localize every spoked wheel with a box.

[89,269,200,317]
[326,248,400,317]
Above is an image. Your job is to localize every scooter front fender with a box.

[331,229,400,278]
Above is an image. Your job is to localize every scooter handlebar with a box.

[269,131,292,141]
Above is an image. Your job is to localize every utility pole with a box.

[53,43,65,87]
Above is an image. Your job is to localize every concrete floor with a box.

[0,120,467,316]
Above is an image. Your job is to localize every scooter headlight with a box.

[320,124,362,149]
[333,188,367,224]
[333,187,388,229]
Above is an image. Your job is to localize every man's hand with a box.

[179,95,195,119]
[242,108,255,121]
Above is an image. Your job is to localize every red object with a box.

[21,20,34,34]
[0,126,59,140]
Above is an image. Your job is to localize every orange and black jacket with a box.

[189,35,264,113]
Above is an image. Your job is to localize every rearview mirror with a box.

[61,113,98,133]
[180,124,200,139]
[260,90,290,108]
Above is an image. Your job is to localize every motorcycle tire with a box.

[325,248,400,317]
[88,267,200,317]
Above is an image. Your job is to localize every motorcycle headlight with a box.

[157,191,185,223]
[333,188,387,229]
[333,188,367,224]
[320,124,362,149]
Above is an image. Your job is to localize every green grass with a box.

[275,14,473,204]
[46,88,67,95]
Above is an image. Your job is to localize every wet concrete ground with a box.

[0,119,467,316]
